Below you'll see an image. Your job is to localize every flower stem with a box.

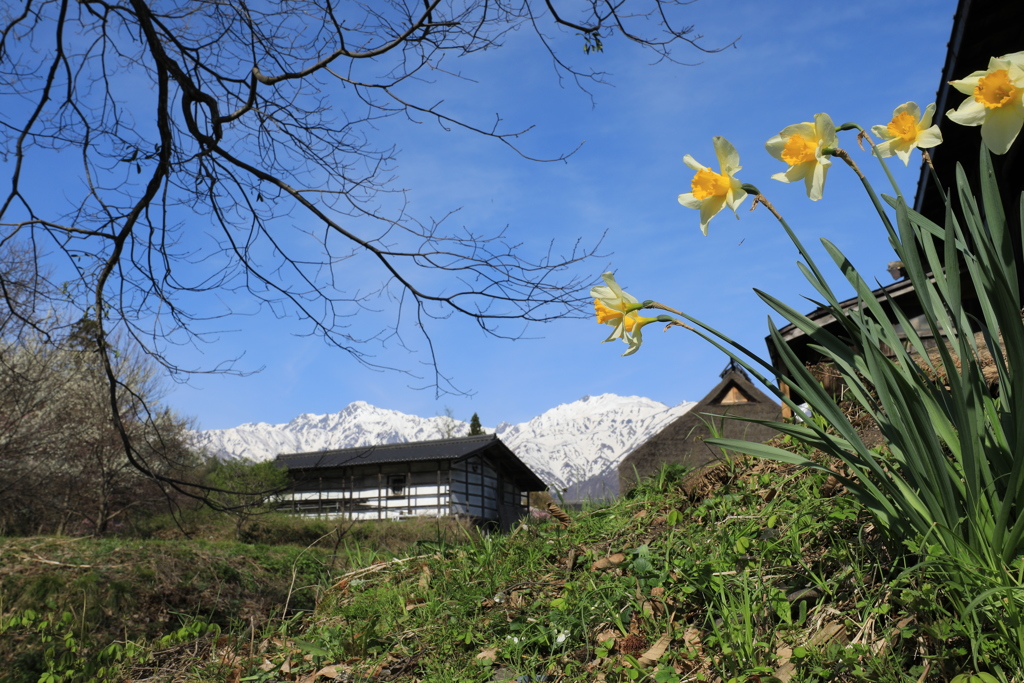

[838,124,904,201]
[830,148,865,179]
[645,301,683,316]
[920,149,948,205]
[831,146,898,244]
[749,193,783,222]
[643,304,695,331]
[739,184,836,301]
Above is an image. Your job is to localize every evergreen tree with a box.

[468,413,485,436]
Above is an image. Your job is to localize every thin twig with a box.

[831,148,866,180]
[339,554,433,580]
[749,193,784,222]
[17,554,124,569]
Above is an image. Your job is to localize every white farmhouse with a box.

[274,434,546,531]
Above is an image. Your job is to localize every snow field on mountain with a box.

[191,394,695,493]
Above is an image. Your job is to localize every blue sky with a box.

[165,0,962,430]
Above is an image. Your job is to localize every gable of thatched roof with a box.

[618,368,781,493]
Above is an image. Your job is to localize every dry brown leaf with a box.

[808,622,847,646]
[258,658,276,672]
[639,599,655,617]
[476,647,500,662]
[590,553,626,571]
[872,615,915,655]
[774,644,794,681]
[682,626,702,649]
[821,475,842,497]
[632,509,648,519]
[547,502,573,527]
[637,632,672,667]
[774,660,797,682]
[295,664,343,683]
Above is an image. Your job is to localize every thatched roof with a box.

[618,368,781,493]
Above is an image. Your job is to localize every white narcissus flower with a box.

[591,271,641,345]
[677,136,748,236]
[590,272,658,356]
[871,102,943,165]
[947,51,1024,155]
[765,113,837,201]
[621,317,657,357]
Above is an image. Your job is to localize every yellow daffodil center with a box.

[974,69,1018,109]
[594,299,623,324]
[887,111,919,143]
[690,168,731,200]
[595,299,649,332]
[780,133,817,165]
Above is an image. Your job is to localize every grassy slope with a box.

[181,451,987,682]
[1,452,997,682]
[0,515,482,683]
[0,535,331,682]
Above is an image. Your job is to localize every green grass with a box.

[3,457,1016,682]
[163,452,1009,682]
[0,515,481,683]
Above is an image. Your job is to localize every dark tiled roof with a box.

[274,434,547,490]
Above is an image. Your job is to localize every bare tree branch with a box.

[0,0,732,496]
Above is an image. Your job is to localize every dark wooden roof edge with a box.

[914,0,969,212]
[477,438,548,491]
[764,274,933,372]
[275,433,497,463]
[275,433,548,491]
[774,277,919,342]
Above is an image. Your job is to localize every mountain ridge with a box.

[192,394,695,497]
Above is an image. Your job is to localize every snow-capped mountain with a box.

[192,394,694,497]
[490,394,693,495]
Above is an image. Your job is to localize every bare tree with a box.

[0,327,200,535]
[0,244,200,534]
[0,0,730,495]
[437,406,465,439]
